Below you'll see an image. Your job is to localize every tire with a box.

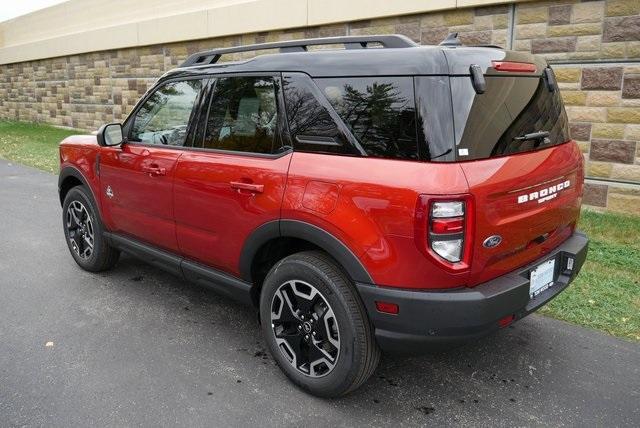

[62,185,119,272]
[259,251,380,397]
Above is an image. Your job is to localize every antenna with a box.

[440,32,462,47]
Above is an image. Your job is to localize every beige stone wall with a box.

[511,0,640,215]
[514,0,640,60]
[0,0,522,65]
[0,0,639,214]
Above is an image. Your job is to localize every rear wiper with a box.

[514,131,550,141]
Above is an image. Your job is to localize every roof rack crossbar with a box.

[180,34,417,67]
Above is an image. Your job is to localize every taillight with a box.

[431,217,464,234]
[492,61,536,73]
[431,201,466,263]
[415,195,474,272]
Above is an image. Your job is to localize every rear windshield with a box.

[450,76,569,161]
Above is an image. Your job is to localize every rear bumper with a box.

[357,231,589,354]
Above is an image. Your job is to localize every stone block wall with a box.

[0,0,639,214]
[514,0,640,59]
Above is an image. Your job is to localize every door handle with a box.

[230,181,264,194]
[142,165,167,176]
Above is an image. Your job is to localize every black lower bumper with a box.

[357,231,589,354]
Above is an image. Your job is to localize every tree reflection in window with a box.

[204,76,278,154]
[283,74,357,156]
[316,77,418,160]
[131,80,202,146]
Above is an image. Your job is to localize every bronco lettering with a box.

[517,180,570,204]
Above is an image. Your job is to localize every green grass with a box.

[0,121,86,173]
[0,120,638,341]
[539,210,640,341]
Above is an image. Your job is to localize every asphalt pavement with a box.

[0,159,638,427]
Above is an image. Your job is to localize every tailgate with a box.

[445,50,585,286]
[461,141,584,286]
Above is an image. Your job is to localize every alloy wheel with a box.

[270,280,340,377]
[66,200,94,259]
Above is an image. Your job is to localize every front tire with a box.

[62,186,119,272]
[259,251,380,397]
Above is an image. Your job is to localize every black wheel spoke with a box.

[307,341,329,363]
[275,328,298,339]
[279,290,300,323]
[294,292,319,314]
[316,304,329,324]
[285,334,304,363]
[72,230,83,248]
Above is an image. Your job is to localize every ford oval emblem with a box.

[483,235,502,248]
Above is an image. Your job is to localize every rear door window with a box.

[202,75,280,154]
[451,76,569,160]
[315,77,419,160]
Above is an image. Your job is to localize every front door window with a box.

[130,80,202,146]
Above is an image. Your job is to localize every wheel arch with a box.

[241,220,374,302]
[58,166,97,207]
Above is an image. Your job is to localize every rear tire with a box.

[62,186,119,272]
[259,251,380,397]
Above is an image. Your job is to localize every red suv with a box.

[58,34,588,397]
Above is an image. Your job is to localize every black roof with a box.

[162,34,545,81]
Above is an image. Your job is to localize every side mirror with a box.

[97,123,124,147]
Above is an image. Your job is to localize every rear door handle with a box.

[230,181,264,194]
[142,165,167,176]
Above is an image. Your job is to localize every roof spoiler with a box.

[180,34,418,68]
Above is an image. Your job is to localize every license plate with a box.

[529,259,555,298]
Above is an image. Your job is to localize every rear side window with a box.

[451,76,569,160]
[414,76,456,162]
[282,73,359,156]
[203,76,279,154]
[315,77,418,160]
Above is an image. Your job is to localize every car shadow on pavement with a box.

[89,254,631,425]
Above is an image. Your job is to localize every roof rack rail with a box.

[180,34,418,68]
[470,44,505,49]
[439,32,503,49]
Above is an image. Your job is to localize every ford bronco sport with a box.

[58,34,588,397]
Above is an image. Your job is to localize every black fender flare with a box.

[58,166,97,207]
[239,219,373,284]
